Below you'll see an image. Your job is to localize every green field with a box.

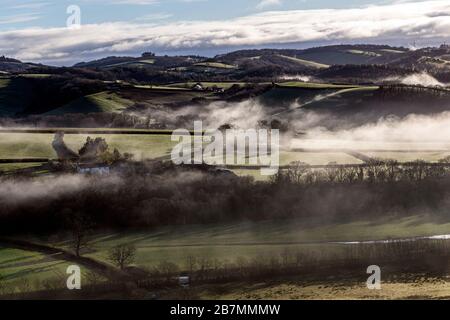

[0,247,72,292]
[280,151,362,165]
[294,49,392,65]
[18,74,52,78]
[2,214,446,296]
[346,49,381,57]
[0,163,44,173]
[194,62,237,69]
[0,132,370,167]
[46,91,134,115]
[102,60,155,69]
[43,215,450,269]
[3,131,450,172]
[365,151,450,162]
[276,82,367,89]
[0,132,176,160]
[133,84,191,91]
[168,81,247,89]
[276,55,330,69]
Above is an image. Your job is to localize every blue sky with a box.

[0,0,448,65]
[0,0,407,30]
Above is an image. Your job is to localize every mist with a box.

[290,111,450,151]
[384,72,447,87]
[0,174,121,207]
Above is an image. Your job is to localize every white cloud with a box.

[0,13,41,25]
[257,0,282,10]
[10,2,50,10]
[135,13,173,21]
[1,0,450,64]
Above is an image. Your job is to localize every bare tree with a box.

[155,261,179,281]
[108,244,137,270]
[185,255,197,274]
[66,211,93,257]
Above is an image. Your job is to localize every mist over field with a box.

[384,72,448,87]
[289,111,450,151]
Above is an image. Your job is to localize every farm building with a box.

[77,164,110,175]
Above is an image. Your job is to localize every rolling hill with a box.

[45,91,134,115]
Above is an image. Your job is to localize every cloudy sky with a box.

[1,0,449,65]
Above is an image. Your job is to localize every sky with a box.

[0,0,449,65]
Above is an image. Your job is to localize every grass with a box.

[346,50,381,57]
[232,150,365,181]
[0,78,9,88]
[46,91,134,115]
[380,49,405,54]
[231,169,272,181]
[18,74,52,78]
[101,60,155,68]
[167,81,247,89]
[198,277,450,300]
[133,84,191,91]
[295,51,375,65]
[280,152,362,165]
[44,215,450,269]
[137,59,155,64]
[290,140,450,153]
[194,62,237,69]
[365,151,450,163]
[0,133,177,160]
[3,132,446,168]
[277,55,330,69]
[0,163,43,172]
[276,82,362,89]
[0,247,71,292]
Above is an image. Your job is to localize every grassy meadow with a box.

[0,247,73,293]
[46,92,134,115]
[39,215,450,270]
[0,132,176,160]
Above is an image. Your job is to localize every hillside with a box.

[1,44,450,123]
[0,75,107,117]
[0,56,44,73]
[215,45,409,66]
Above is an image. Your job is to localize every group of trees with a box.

[2,160,450,238]
[141,238,450,288]
[275,159,450,185]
